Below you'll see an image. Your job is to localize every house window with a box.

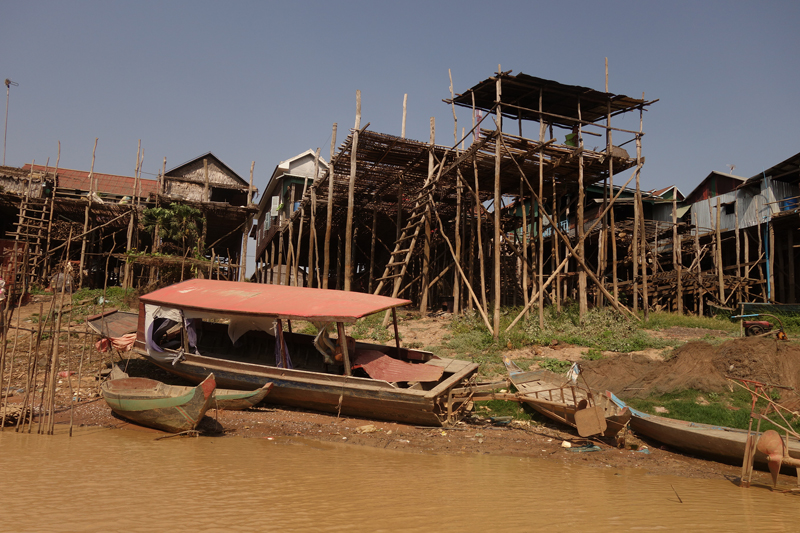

[722,201,735,215]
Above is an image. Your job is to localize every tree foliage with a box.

[143,204,203,256]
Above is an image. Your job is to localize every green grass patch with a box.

[625,389,800,433]
[474,399,533,421]
[523,304,673,353]
[641,311,738,332]
[538,358,572,373]
[582,348,604,361]
[349,312,392,344]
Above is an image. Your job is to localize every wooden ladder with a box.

[8,196,50,286]
[373,156,445,299]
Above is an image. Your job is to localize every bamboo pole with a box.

[323,124,338,289]
[239,161,255,282]
[472,92,488,315]
[78,139,98,289]
[673,194,683,313]
[693,211,704,315]
[577,101,587,320]
[713,197,723,303]
[537,88,544,328]
[368,194,378,293]
[420,118,434,314]
[769,222,775,301]
[493,71,502,339]
[344,91,361,292]
[449,70,461,315]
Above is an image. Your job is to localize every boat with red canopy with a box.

[134,279,479,426]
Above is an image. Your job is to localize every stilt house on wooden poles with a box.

[255,70,656,337]
[0,151,256,293]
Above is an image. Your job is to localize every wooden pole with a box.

[344,91,361,292]
[493,70,502,339]
[769,222,775,301]
[449,71,461,315]
[401,93,407,139]
[203,158,210,202]
[368,193,378,293]
[472,92,488,315]
[323,123,337,289]
[420,118,434,314]
[78,139,98,289]
[577,101,587,320]
[308,148,320,288]
[537,89,544,328]
[693,211,704,315]
[239,161,255,282]
[673,193,683,313]
[44,142,61,281]
[716,196,725,303]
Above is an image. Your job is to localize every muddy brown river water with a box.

[1,427,798,532]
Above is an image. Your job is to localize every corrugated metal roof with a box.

[21,164,157,197]
[140,279,411,323]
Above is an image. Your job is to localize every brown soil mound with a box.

[582,337,800,400]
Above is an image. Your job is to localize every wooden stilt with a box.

[577,101,587,320]
[537,88,544,328]
[323,123,337,289]
[716,197,725,303]
[239,161,255,282]
[493,71,502,339]
[420,118,434,314]
[79,139,98,289]
[368,194,378,293]
[344,91,361,292]
[308,148,320,288]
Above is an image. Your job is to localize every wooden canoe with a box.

[213,383,273,410]
[101,373,216,433]
[607,392,800,469]
[504,357,630,437]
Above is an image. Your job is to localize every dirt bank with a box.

[0,296,797,488]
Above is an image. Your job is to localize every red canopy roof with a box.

[140,279,411,323]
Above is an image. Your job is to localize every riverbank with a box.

[0,293,797,489]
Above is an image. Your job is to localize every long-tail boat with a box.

[132,279,479,426]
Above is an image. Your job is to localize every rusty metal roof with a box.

[140,279,411,322]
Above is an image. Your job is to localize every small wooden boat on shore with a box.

[607,392,800,469]
[214,383,273,410]
[101,374,216,433]
[107,365,272,412]
[504,357,630,437]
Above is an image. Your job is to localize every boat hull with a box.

[214,383,274,410]
[630,413,800,469]
[101,374,216,433]
[143,354,477,427]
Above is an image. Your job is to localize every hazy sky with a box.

[3,1,799,266]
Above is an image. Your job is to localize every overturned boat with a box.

[133,279,479,426]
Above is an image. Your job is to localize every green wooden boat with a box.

[213,383,273,410]
[101,373,216,433]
